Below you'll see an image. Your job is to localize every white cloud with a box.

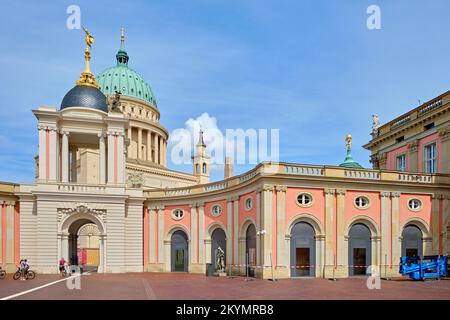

[168,112,280,171]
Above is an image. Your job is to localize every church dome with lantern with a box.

[97,29,157,108]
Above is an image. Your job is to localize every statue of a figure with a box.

[83,27,94,49]
[372,114,380,136]
[107,91,122,113]
[345,134,352,150]
[215,246,225,273]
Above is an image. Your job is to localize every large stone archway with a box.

[58,203,106,273]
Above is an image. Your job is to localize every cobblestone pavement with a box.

[1,273,449,300]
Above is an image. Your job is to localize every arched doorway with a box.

[290,222,315,277]
[171,230,188,272]
[245,224,256,277]
[77,223,100,270]
[348,223,371,276]
[68,219,101,272]
[401,225,423,258]
[211,228,226,274]
[60,212,105,273]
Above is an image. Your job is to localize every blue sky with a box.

[1,0,449,183]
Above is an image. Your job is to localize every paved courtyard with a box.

[0,273,450,300]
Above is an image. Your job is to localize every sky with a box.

[0,0,449,183]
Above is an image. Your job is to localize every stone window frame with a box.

[407,198,422,212]
[244,197,253,211]
[354,195,371,210]
[211,204,223,217]
[295,192,314,208]
[171,208,185,221]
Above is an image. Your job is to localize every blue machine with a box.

[399,255,448,280]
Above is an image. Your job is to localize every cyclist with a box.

[59,257,66,273]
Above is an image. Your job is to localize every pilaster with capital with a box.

[156,205,165,264]
[98,133,106,184]
[336,189,346,270]
[275,186,287,269]
[198,202,205,264]
[380,191,390,269]
[232,196,239,266]
[226,196,233,268]
[390,192,401,269]
[148,206,156,263]
[431,194,444,255]
[408,140,419,172]
[260,185,274,270]
[189,203,198,264]
[324,188,335,277]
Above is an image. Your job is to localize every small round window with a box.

[296,193,313,207]
[408,199,422,211]
[245,197,253,211]
[355,196,369,209]
[211,204,222,217]
[172,209,184,220]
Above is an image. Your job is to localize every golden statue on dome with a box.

[76,27,99,88]
[346,134,352,150]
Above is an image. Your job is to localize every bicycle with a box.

[13,267,36,280]
[60,266,70,278]
[0,268,5,279]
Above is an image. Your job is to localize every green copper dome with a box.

[339,149,363,168]
[97,30,157,107]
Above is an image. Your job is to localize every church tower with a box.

[192,129,210,184]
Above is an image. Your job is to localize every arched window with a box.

[348,223,371,276]
[171,230,188,272]
[290,222,315,277]
[402,225,423,258]
[195,163,200,175]
[202,163,207,174]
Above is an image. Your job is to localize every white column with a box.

[127,127,132,158]
[107,132,115,184]
[49,128,58,181]
[163,140,167,166]
[61,132,69,183]
[159,137,163,165]
[147,131,151,161]
[138,128,143,160]
[38,126,46,180]
[117,133,125,184]
[99,133,106,184]
[154,134,159,164]
[70,147,77,182]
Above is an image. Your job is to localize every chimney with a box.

[224,156,233,179]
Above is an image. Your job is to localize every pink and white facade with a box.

[0,38,449,279]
